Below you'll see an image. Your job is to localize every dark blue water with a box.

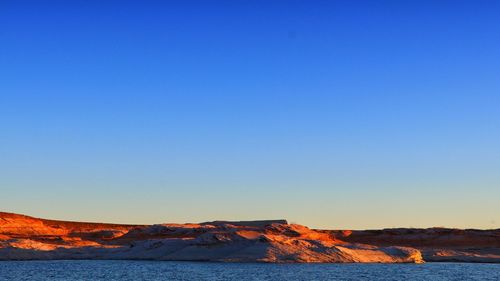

[0,261,498,281]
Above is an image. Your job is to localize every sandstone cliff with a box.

[328,228,500,263]
[1,212,497,263]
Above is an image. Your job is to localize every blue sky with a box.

[1,1,499,229]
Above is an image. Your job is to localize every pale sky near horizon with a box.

[1,1,499,229]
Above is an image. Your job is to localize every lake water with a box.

[0,260,499,281]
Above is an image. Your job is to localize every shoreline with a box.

[1,212,498,264]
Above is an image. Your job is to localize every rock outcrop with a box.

[328,228,500,263]
[1,212,497,263]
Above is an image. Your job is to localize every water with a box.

[0,260,498,281]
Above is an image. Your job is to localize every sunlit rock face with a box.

[1,212,497,263]
[328,228,500,263]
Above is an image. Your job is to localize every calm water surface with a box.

[0,260,499,281]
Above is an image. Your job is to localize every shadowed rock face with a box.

[0,212,497,263]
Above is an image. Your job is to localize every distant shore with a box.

[1,212,498,263]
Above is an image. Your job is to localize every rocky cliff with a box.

[1,212,497,263]
[328,228,500,263]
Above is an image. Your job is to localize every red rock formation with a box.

[327,228,500,263]
[1,212,497,263]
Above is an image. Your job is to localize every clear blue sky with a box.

[1,1,499,229]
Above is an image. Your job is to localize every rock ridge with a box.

[1,212,498,263]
